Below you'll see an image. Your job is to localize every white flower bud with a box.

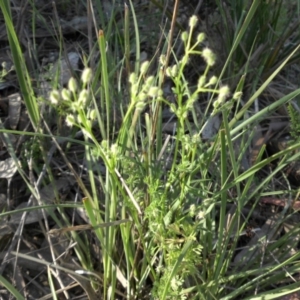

[165,67,172,77]
[181,31,188,42]
[159,55,166,66]
[147,86,160,97]
[50,89,60,104]
[66,114,75,127]
[140,61,149,75]
[78,89,89,105]
[171,65,178,77]
[189,15,198,28]
[145,76,155,87]
[202,48,216,66]
[216,85,230,105]
[206,76,218,86]
[88,109,97,120]
[61,88,71,101]
[233,91,243,100]
[129,73,137,84]
[197,76,206,89]
[68,77,77,93]
[81,68,93,84]
[138,92,147,101]
[197,32,205,43]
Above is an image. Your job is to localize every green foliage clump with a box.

[287,102,300,142]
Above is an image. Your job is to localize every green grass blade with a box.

[0,274,24,300]
[230,44,300,128]
[47,268,58,300]
[0,0,40,129]
[217,0,261,82]
[98,30,110,141]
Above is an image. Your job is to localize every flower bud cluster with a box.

[49,67,94,128]
[129,64,163,111]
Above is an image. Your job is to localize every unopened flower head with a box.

[85,119,92,129]
[140,61,149,75]
[88,109,97,121]
[217,85,230,104]
[78,89,89,106]
[136,100,146,111]
[70,101,79,112]
[77,113,84,125]
[166,65,178,77]
[197,75,206,89]
[197,32,206,43]
[145,76,155,87]
[159,54,166,66]
[66,114,75,127]
[213,99,220,109]
[50,89,60,104]
[202,48,216,66]
[101,139,108,150]
[81,68,93,84]
[189,15,198,28]
[61,88,71,101]
[138,92,147,102]
[110,143,118,156]
[233,91,243,100]
[189,204,196,217]
[131,83,139,96]
[207,76,218,86]
[219,85,230,98]
[181,31,188,42]
[148,86,160,97]
[165,67,172,77]
[129,72,137,84]
[171,65,178,77]
[68,77,77,93]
